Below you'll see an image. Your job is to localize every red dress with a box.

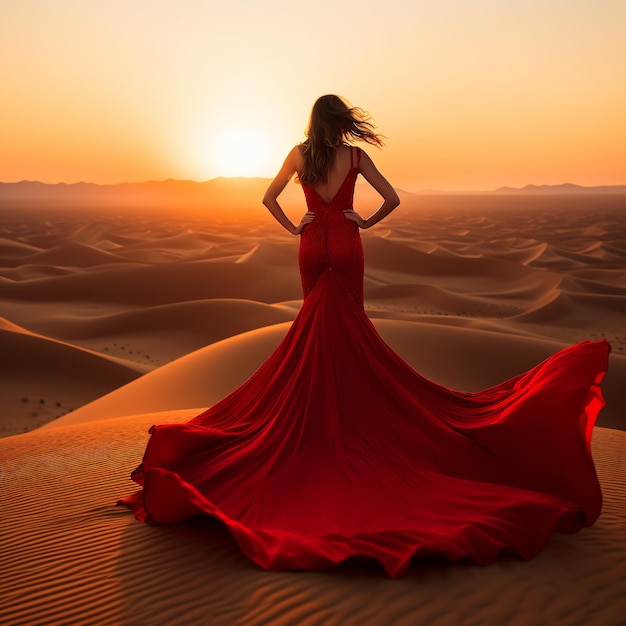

[119,147,610,577]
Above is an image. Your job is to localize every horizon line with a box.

[2,178,626,195]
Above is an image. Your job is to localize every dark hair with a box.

[298,95,384,186]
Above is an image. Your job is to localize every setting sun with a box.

[195,125,275,179]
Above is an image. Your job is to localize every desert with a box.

[1,184,625,624]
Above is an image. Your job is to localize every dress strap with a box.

[350,146,361,170]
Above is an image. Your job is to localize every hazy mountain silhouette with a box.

[1,179,624,213]
[494,183,626,194]
[0,178,275,212]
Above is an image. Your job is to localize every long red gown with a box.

[119,147,610,577]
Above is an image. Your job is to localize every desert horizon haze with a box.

[1,0,625,191]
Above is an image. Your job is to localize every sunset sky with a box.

[1,0,624,191]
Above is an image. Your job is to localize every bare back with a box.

[297,144,355,204]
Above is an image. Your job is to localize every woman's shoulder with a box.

[290,144,305,166]
[343,143,368,157]
[346,144,370,168]
[337,143,364,162]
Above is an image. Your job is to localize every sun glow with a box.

[197,125,275,179]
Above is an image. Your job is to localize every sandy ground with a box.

[1,192,625,624]
[2,412,625,626]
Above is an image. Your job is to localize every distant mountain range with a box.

[493,183,626,195]
[0,178,278,212]
[1,179,625,211]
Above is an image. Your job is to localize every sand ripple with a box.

[1,417,625,625]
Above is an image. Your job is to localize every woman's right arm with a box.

[262,146,314,235]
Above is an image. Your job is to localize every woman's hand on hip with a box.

[293,211,316,235]
[343,210,367,228]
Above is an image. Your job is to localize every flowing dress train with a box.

[119,147,610,577]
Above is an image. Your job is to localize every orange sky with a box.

[1,1,624,191]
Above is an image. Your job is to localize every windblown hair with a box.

[298,95,384,187]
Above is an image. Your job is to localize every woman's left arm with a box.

[343,150,400,229]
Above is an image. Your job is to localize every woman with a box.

[120,95,610,577]
[262,95,399,307]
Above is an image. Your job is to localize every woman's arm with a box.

[343,150,400,229]
[262,146,314,235]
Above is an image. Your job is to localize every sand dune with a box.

[364,236,539,282]
[15,239,131,268]
[24,299,297,342]
[515,290,626,328]
[0,260,303,305]
[39,324,291,428]
[0,298,297,437]
[118,231,217,251]
[236,241,300,266]
[40,318,626,434]
[477,242,548,265]
[0,320,145,436]
[366,282,527,317]
[0,263,74,281]
[560,275,626,296]
[1,197,624,437]
[0,237,42,256]
[572,268,626,286]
